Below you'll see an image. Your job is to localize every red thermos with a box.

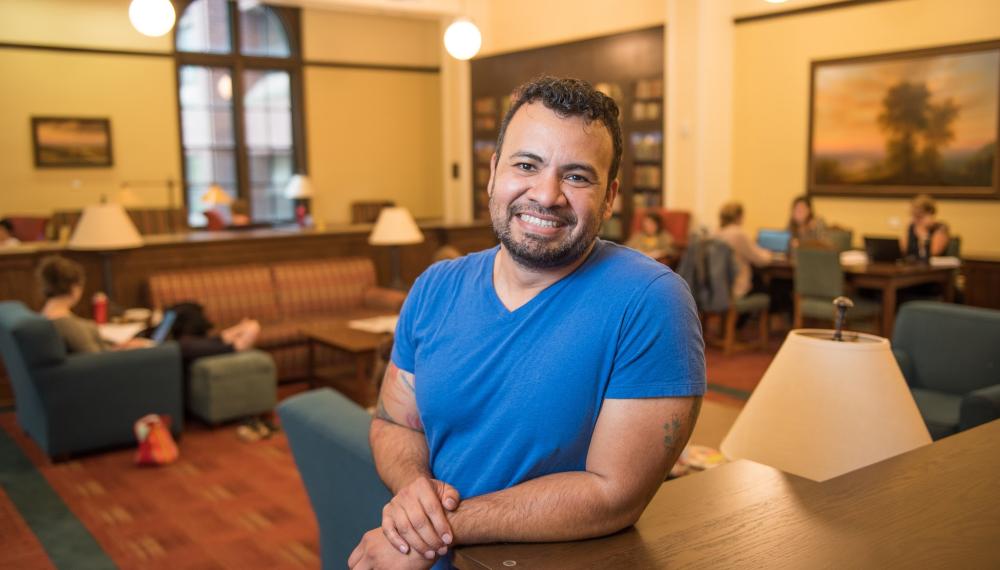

[92,292,108,324]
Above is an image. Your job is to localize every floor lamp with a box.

[68,202,144,302]
[369,207,424,290]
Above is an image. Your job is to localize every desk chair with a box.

[793,247,880,333]
[826,227,853,253]
[679,237,770,355]
[278,388,391,569]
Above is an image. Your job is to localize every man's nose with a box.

[526,171,567,208]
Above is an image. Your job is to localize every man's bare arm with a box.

[370,362,430,494]
[447,396,701,544]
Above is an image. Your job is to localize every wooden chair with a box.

[351,201,394,224]
[680,237,770,355]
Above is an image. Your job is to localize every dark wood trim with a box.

[805,39,1000,201]
[0,41,171,58]
[733,0,900,25]
[303,59,440,74]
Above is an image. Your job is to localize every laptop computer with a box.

[864,237,903,263]
[757,229,791,254]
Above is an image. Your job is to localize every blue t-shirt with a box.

[392,239,705,505]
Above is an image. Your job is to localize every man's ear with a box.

[487,152,498,197]
[603,179,620,221]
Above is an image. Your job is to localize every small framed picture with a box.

[32,117,113,168]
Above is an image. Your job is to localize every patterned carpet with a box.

[0,340,774,569]
[0,401,319,570]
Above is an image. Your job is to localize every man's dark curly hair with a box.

[494,76,623,192]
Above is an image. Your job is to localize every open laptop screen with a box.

[757,229,791,254]
[150,310,177,345]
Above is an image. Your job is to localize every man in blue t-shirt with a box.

[349,77,705,570]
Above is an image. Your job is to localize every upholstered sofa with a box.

[0,301,184,459]
[148,257,405,381]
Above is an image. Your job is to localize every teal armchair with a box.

[0,301,184,459]
[277,388,391,569]
[892,301,1000,439]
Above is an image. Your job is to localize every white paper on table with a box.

[348,315,399,334]
[839,250,869,266]
[98,322,145,345]
[929,256,961,268]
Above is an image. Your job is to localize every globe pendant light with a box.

[444,18,482,60]
[129,0,176,38]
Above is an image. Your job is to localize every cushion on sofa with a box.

[272,258,377,320]
[150,265,280,326]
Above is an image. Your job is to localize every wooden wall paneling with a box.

[962,256,1000,310]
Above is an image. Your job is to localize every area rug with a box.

[0,412,319,570]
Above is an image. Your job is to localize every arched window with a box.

[175,0,304,227]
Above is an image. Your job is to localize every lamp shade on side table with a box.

[720,329,932,482]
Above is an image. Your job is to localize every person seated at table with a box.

[0,218,21,247]
[36,255,260,357]
[626,212,675,260]
[786,195,828,249]
[901,194,950,259]
[715,201,772,299]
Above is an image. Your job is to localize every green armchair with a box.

[0,301,184,459]
[892,301,1000,439]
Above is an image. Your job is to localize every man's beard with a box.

[489,189,605,270]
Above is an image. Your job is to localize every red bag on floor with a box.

[134,414,179,466]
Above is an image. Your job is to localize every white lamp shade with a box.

[369,207,424,246]
[201,184,234,207]
[129,0,176,37]
[284,175,314,199]
[444,19,482,60]
[69,203,143,250]
[720,329,931,482]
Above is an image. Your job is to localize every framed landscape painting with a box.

[32,117,113,168]
[808,41,1000,199]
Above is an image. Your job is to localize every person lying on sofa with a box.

[36,255,259,356]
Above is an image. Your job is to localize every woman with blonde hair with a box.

[901,194,950,259]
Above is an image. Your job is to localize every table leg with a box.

[943,271,956,303]
[882,284,897,338]
[307,338,316,389]
[355,352,369,385]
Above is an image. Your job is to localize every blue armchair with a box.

[0,301,184,459]
[277,388,391,570]
[892,301,1000,440]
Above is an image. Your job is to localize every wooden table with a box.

[300,317,393,389]
[762,260,956,337]
[455,419,1000,569]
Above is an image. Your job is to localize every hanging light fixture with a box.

[129,0,176,38]
[444,18,482,61]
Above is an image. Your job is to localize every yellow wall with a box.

[480,0,664,55]
[732,0,1000,255]
[302,8,443,223]
[0,1,444,224]
[305,66,443,222]
[0,49,180,213]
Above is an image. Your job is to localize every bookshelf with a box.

[470,27,665,242]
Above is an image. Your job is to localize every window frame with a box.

[173,0,307,226]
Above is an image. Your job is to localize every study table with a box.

[760,259,955,337]
[454,419,1000,569]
